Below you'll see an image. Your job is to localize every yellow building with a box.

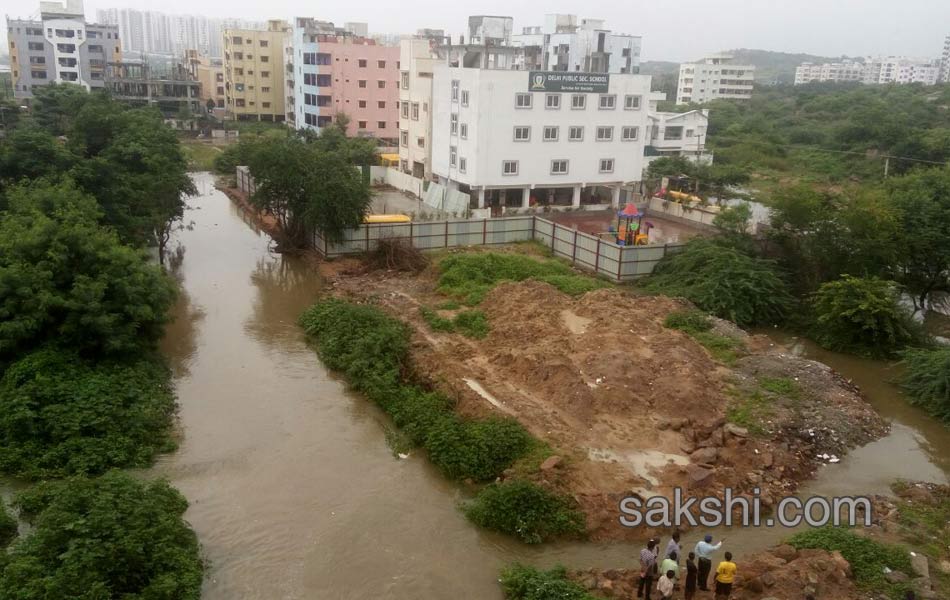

[223,19,290,121]
[185,49,226,117]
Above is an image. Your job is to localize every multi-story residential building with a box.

[97,8,263,58]
[223,20,291,121]
[513,14,641,74]
[431,42,653,211]
[398,32,445,178]
[103,61,201,116]
[676,54,754,105]
[942,35,950,83]
[185,49,225,115]
[7,0,121,99]
[794,60,866,85]
[291,17,400,140]
[863,56,940,85]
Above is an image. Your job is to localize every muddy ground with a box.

[315,246,888,542]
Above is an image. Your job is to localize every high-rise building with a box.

[7,0,122,99]
[676,54,755,105]
[398,32,445,178]
[185,48,225,116]
[942,35,950,83]
[223,19,291,121]
[291,17,400,140]
[512,14,641,74]
[863,56,940,85]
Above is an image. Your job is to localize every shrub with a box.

[464,480,585,544]
[900,347,950,423]
[499,564,596,600]
[0,503,15,548]
[421,307,490,339]
[788,526,912,594]
[427,417,533,482]
[641,239,792,327]
[1,471,203,600]
[0,348,177,479]
[811,275,923,358]
[437,253,606,305]
[664,309,713,334]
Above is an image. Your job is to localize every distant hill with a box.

[641,50,854,86]
[639,60,679,76]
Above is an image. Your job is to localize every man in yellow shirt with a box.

[714,551,737,599]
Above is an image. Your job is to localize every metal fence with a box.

[314,215,685,282]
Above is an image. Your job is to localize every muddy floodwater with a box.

[132,173,950,595]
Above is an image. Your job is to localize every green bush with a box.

[0,503,15,548]
[437,253,606,305]
[464,480,585,544]
[300,299,531,482]
[499,564,596,600]
[664,309,713,334]
[788,526,912,595]
[641,239,792,327]
[811,275,923,358]
[0,348,177,479]
[421,307,490,339]
[1,471,203,600]
[900,347,950,422]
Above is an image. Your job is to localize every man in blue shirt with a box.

[693,534,724,591]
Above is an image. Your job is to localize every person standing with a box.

[660,551,679,582]
[656,569,676,600]
[637,539,658,600]
[665,532,681,560]
[694,534,723,591]
[684,552,698,600]
[714,551,737,600]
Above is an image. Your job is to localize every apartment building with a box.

[676,54,754,105]
[97,8,263,58]
[942,35,950,83]
[185,49,225,115]
[864,56,940,85]
[513,14,641,74]
[223,20,290,121]
[794,60,866,85]
[7,0,121,99]
[398,33,444,178]
[291,17,400,140]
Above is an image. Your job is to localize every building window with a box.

[316,53,331,65]
[28,42,44,51]
[315,74,331,87]
[461,90,469,106]
[515,93,532,108]
[596,126,614,141]
[359,59,368,67]
[545,94,561,109]
[451,113,459,135]
[260,40,268,47]
[262,102,271,108]
[571,94,586,109]
[411,102,419,120]
[260,55,269,63]
[543,126,559,141]
[358,80,367,88]
[459,157,467,173]
[460,123,468,139]
[400,130,409,147]
[303,52,315,65]
[599,94,616,109]
[664,126,684,140]
[621,126,639,141]
[568,126,584,141]
[503,160,519,175]
[377,80,386,89]
[450,146,457,167]
[513,126,530,141]
[378,121,387,129]
[401,102,409,118]
[358,100,367,108]
[358,120,368,128]
[304,73,316,85]
[599,158,615,173]
[261,71,270,78]
[551,159,569,175]
[401,71,409,89]
[261,87,270,93]
[451,79,459,101]
[378,60,386,68]
[378,100,386,109]
[624,95,641,110]
[417,137,425,147]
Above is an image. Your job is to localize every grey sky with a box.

[7,0,950,62]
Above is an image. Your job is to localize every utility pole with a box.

[883,156,890,179]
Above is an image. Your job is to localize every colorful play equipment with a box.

[614,203,651,246]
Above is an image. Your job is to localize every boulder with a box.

[690,447,719,464]
[770,544,798,562]
[885,570,909,584]
[760,571,776,587]
[540,455,562,471]
[724,423,749,438]
[687,465,715,488]
[745,577,765,593]
[910,552,930,579]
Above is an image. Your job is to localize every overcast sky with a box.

[7,0,950,62]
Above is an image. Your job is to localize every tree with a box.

[247,136,371,248]
[640,238,792,327]
[0,348,177,479]
[205,98,217,114]
[0,179,176,360]
[304,115,379,166]
[29,83,90,136]
[900,347,950,423]
[811,275,923,358]
[0,126,76,189]
[0,471,203,599]
[703,164,750,203]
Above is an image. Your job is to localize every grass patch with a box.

[891,483,950,578]
[759,376,800,399]
[788,526,913,598]
[725,389,771,435]
[464,480,585,544]
[420,307,490,339]
[180,140,221,171]
[664,310,742,365]
[437,300,461,310]
[664,309,713,334]
[499,564,596,599]
[437,252,607,305]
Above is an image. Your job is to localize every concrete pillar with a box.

[500,189,508,207]
[477,188,486,209]
[611,185,622,209]
[572,184,582,208]
[522,186,531,209]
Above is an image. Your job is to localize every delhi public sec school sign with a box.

[528,71,610,93]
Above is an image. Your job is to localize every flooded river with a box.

[107,173,950,595]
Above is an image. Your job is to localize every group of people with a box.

[637,533,734,600]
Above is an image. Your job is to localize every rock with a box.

[656,418,672,431]
[687,465,715,488]
[698,428,724,448]
[885,570,909,584]
[690,447,719,464]
[910,553,930,579]
[770,544,798,562]
[670,418,688,431]
[724,423,749,438]
[939,560,950,574]
[760,572,776,587]
[679,440,696,454]
[806,572,819,585]
[761,451,774,468]
[603,569,621,580]
[540,455,562,471]
[912,576,933,595]
[582,576,597,590]
[830,551,851,578]
[746,577,764,593]
[597,578,614,593]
